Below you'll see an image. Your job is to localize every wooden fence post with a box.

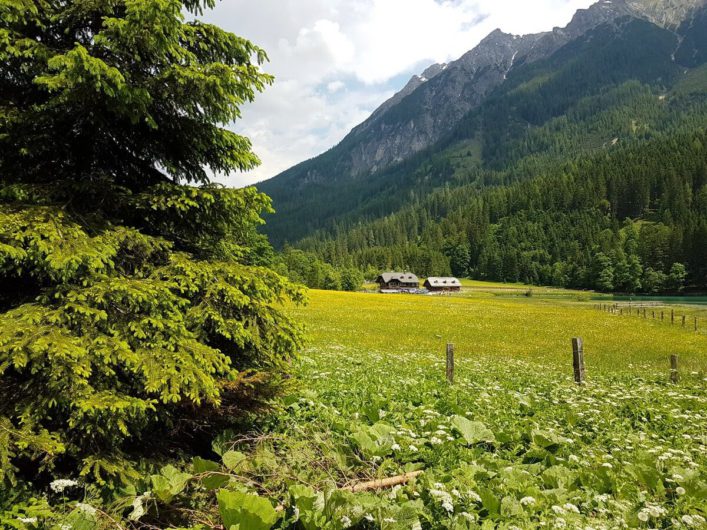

[670,355,679,383]
[572,338,585,385]
[671,310,674,324]
[643,309,646,318]
[696,317,699,332]
[661,311,664,321]
[446,343,454,384]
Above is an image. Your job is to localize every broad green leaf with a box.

[222,451,247,471]
[150,475,173,503]
[217,489,278,530]
[290,485,326,530]
[193,457,220,474]
[531,430,564,452]
[452,416,495,445]
[151,465,192,503]
[542,465,576,489]
[194,456,229,490]
[202,474,229,491]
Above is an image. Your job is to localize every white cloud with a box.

[327,80,346,93]
[200,0,595,187]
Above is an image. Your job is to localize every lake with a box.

[611,295,707,306]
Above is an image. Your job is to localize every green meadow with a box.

[293,288,707,375]
[203,285,707,529]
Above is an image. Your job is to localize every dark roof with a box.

[377,272,419,283]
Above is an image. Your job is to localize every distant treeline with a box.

[295,129,707,293]
[272,248,365,291]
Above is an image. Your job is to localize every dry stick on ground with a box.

[272,471,425,513]
[343,471,424,492]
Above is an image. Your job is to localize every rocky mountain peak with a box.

[262,0,706,198]
[626,0,706,28]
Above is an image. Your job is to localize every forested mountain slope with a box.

[259,0,707,291]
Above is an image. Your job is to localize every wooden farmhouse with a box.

[424,277,462,292]
[376,272,420,291]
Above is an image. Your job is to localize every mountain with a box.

[259,0,706,245]
[259,0,707,292]
[273,0,703,181]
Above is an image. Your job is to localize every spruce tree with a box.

[0,0,303,485]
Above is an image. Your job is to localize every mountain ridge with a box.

[258,0,707,255]
[260,0,705,193]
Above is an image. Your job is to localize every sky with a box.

[200,0,596,187]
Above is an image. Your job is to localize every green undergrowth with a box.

[5,293,706,529]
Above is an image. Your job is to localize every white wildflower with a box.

[564,503,580,514]
[552,505,565,515]
[391,443,401,451]
[467,490,482,503]
[676,487,686,495]
[18,517,38,524]
[411,522,422,530]
[430,436,443,445]
[383,517,396,523]
[441,499,454,513]
[520,496,536,506]
[409,444,419,452]
[682,514,707,528]
[638,510,650,522]
[647,504,666,518]
[340,515,352,527]
[364,514,374,522]
[49,479,78,493]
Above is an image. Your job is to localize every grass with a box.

[109,286,707,529]
[293,289,707,375]
[214,288,707,528]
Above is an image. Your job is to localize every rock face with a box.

[344,30,543,176]
[627,0,706,28]
[260,0,705,191]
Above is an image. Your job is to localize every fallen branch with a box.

[273,471,426,513]
[343,471,424,492]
